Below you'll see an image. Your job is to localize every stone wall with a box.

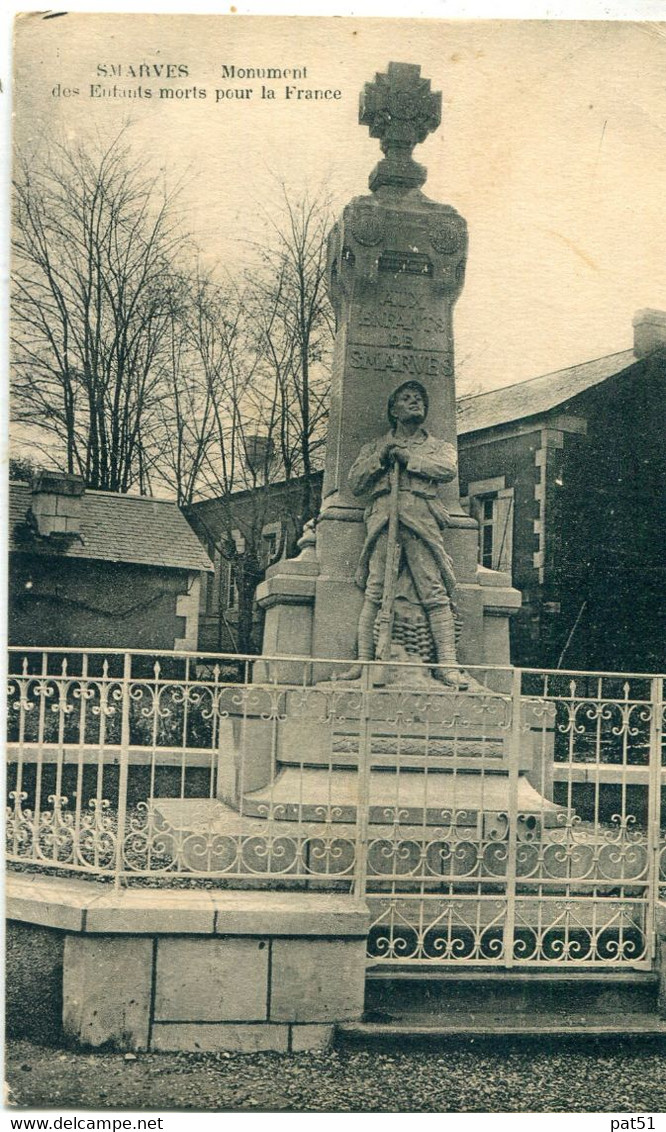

[9,556,195,652]
[6,921,64,1044]
[7,874,369,1053]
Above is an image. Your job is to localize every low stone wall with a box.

[6,920,64,1044]
[6,873,370,1053]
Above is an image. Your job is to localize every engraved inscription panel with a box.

[355,289,448,340]
[348,347,451,379]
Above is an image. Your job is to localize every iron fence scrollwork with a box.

[6,647,665,969]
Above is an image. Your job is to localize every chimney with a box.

[245,434,275,479]
[30,471,85,538]
[633,309,666,359]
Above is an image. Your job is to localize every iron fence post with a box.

[648,675,664,961]
[353,662,372,902]
[503,665,523,968]
[114,651,132,888]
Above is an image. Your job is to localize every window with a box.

[463,477,514,575]
[479,496,495,568]
[231,529,246,555]
[261,521,282,566]
[204,547,222,615]
[227,562,239,610]
[263,532,277,562]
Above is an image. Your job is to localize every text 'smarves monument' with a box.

[259,62,520,680]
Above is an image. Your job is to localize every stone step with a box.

[366,966,659,982]
[242,765,561,824]
[365,967,660,1017]
[337,1011,666,1046]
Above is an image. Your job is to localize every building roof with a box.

[9,482,213,572]
[457,349,637,436]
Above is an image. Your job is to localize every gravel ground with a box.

[6,1037,666,1113]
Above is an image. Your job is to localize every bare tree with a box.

[176,269,296,653]
[248,185,335,522]
[157,190,334,653]
[204,188,333,652]
[11,131,188,493]
[12,135,335,653]
[152,270,227,507]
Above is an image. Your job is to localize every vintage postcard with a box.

[6,11,666,1117]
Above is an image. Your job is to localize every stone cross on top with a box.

[360,62,442,193]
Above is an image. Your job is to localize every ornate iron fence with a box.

[362,669,664,968]
[6,647,665,968]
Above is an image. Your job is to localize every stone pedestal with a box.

[255,524,319,683]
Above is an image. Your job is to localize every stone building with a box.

[189,309,666,674]
[9,471,213,651]
[459,309,666,673]
[187,476,323,655]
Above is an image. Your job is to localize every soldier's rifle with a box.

[374,456,402,677]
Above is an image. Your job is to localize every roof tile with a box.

[457,349,636,435]
[9,484,213,572]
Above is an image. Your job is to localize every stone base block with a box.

[155,937,269,1022]
[256,595,316,685]
[440,522,480,584]
[271,937,366,1023]
[151,1022,289,1053]
[290,1023,335,1051]
[8,875,370,1054]
[312,575,365,672]
[63,935,152,1051]
[217,715,276,802]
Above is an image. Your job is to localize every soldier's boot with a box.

[336,599,379,681]
[428,606,469,690]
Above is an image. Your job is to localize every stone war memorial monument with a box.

[149,60,566,926]
[242,60,554,830]
[10,57,664,1058]
[261,61,521,682]
[155,60,562,884]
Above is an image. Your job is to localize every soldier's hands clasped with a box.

[380,442,408,468]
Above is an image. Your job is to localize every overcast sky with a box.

[12,13,666,393]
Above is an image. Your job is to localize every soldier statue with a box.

[342,379,468,688]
